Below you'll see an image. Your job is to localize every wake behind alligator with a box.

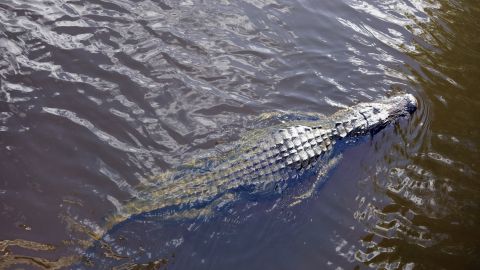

[91,94,417,242]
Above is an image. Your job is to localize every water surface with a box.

[0,0,479,269]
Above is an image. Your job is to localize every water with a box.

[0,0,478,269]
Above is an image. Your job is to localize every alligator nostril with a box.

[407,104,417,114]
[405,94,418,114]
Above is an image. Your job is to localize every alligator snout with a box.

[404,93,418,114]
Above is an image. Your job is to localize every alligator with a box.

[92,93,417,240]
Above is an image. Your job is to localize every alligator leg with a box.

[289,153,343,207]
[161,192,239,222]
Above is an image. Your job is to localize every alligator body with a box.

[100,94,417,235]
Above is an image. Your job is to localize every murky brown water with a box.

[0,0,479,269]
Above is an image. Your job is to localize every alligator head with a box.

[330,93,418,137]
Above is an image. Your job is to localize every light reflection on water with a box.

[0,0,478,269]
